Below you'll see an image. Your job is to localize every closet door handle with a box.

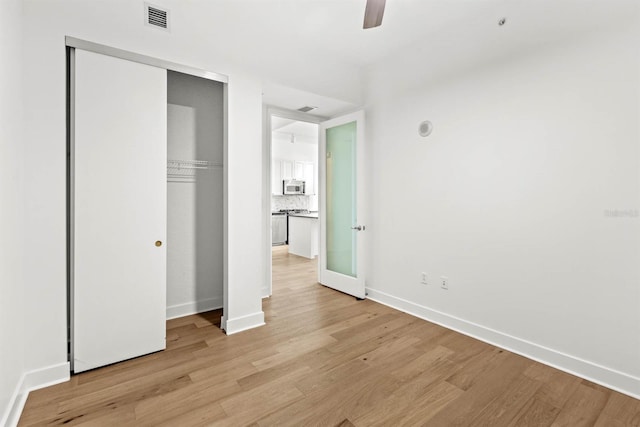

[155,241,162,247]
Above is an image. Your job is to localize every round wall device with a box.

[418,120,433,137]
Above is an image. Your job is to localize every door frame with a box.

[66,37,229,369]
[262,107,326,298]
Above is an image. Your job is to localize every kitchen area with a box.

[271,116,319,259]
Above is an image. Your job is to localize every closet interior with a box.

[166,71,224,319]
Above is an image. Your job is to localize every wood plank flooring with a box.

[20,245,640,426]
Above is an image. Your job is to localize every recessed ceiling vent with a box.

[297,106,318,113]
[145,3,169,31]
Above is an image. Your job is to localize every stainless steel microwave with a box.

[283,179,305,195]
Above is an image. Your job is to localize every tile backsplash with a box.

[272,195,310,211]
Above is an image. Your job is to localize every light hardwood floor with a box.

[20,245,640,426]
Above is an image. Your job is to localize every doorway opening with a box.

[263,109,322,299]
[262,108,366,304]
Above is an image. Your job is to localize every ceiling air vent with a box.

[297,106,318,113]
[145,3,169,31]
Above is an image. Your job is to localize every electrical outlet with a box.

[440,276,449,290]
[421,272,428,285]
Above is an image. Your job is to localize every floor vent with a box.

[145,3,169,31]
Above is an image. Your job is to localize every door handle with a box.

[351,225,365,231]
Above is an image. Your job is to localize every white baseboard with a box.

[1,376,24,427]
[223,311,265,335]
[1,362,70,427]
[166,297,223,320]
[366,287,640,399]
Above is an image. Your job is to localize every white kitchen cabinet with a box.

[281,160,293,180]
[288,215,319,259]
[294,161,305,180]
[303,162,315,195]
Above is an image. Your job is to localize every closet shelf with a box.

[167,159,222,181]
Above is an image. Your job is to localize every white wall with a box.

[365,22,640,396]
[167,72,224,319]
[225,72,266,332]
[272,136,318,163]
[0,0,25,423]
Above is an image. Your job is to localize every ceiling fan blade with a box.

[363,0,386,29]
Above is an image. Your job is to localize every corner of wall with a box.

[1,363,70,427]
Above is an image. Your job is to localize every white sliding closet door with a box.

[73,49,167,373]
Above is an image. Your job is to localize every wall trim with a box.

[223,311,265,335]
[366,287,640,399]
[1,362,70,427]
[166,297,223,320]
